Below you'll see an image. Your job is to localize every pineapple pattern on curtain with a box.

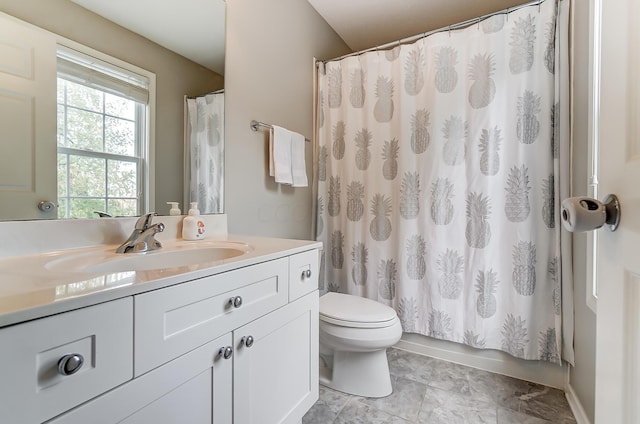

[316,0,573,363]
[187,92,224,214]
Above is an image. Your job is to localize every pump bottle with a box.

[182,202,205,240]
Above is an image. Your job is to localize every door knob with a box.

[38,200,57,213]
[561,194,621,232]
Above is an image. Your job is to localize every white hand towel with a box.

[291,131,308,187]
[271,125,293,185]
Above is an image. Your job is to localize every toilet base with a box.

[319,349,393,398]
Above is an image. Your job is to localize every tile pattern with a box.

[303,348,576,424]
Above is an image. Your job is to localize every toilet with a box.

[319,292,403,398]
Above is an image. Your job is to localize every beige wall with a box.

[0,0,223,213]
[570,0,597,421]
[224,0,350,239]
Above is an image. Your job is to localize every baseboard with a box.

[396,333,568,389]
[565,384,591,424]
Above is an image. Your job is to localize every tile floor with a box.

[303,348,577,424]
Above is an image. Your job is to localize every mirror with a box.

[0,0,225,221]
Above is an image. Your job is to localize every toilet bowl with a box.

[319,292,402,398]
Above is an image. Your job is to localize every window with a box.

[56,46,149,219]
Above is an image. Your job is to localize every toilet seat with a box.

[320,292,398,329]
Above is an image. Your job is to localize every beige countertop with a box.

[0,233,321,328]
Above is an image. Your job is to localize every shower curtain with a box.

[315,0,573,363]
[186,92,225,214]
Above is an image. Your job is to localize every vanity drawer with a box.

[289,249,319,301]
[0,298,133,424]
[134,257,288,376]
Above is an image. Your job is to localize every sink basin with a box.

[45,242,252,274]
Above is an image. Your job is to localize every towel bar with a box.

[250,120,311,143]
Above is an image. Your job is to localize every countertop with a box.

[0,233,322,328]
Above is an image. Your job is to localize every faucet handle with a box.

[135,213,157,231]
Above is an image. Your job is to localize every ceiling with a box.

[70,0,225,75]
[68,0,531,75]
[307,0,530,52]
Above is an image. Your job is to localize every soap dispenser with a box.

[182,202,205,240]
[167,202,181,216]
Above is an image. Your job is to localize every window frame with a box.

[54,37,156,218]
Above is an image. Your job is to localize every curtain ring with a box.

[448,25,451,37]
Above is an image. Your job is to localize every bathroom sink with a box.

[45,242,252,274]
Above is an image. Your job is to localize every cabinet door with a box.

[234,291,319,424]
[49,334,233,424]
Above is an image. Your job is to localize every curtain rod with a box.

[322,0,546,64]
[186,88,224,99]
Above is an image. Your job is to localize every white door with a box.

[0,12,57,220]
[594,0,640,422]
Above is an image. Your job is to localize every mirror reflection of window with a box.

[56,46,150,219]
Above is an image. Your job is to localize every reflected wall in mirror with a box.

[0,0,225,221]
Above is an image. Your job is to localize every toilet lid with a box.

[319,292,398,327]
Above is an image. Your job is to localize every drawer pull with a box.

[301,269,312,279]
[57,353,84,376]
[218,346,233,359]
[240,335,254,348]
[229,296,243,308]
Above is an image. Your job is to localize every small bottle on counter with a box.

[182,202,205,240]
[167,202,181,216]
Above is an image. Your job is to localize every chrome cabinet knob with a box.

[57,353,84,376]
[228,296,243,308]
[218,346,233,359]
[240,335,254,348]
[301,269,312,279]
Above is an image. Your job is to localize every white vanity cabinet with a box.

[2,247,320,424]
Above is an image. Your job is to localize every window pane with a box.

[105,116,135,155]
[108,160,137,197]
[57,154,68,196]
[67,108,103,151]
[65,80,103,113]
[57,199,67,219]
[105,93,135,120]
[57,79,65,103]
[57,108,66,146]
[69,198,106,219]
[69,156,106,197]
[108,199,137,217]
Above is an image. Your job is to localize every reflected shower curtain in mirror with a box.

[186,92,224,214]
[315,0,573,363]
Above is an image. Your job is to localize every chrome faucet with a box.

[116,213,165,254]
